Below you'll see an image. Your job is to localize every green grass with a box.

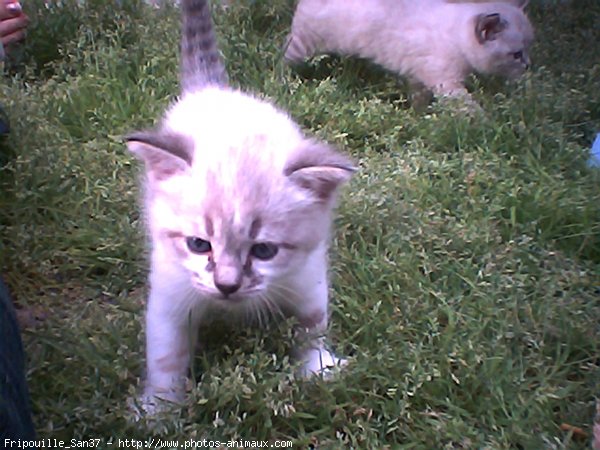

[1,0,599,448]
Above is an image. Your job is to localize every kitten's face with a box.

[471,8,534,79]
[481,31,533,79]
[129,89,354,308]
[170,183,329,304]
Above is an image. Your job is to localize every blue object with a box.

[589,133,600,168]
[0,106,9,136]
[0,278,37,441]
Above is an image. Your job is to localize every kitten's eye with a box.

[186,237,212,254]
[250,243,278,261]
[513,50,523,60]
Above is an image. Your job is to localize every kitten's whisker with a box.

[261,294,285,323]
[243,301,251,325]
[248,296,262,328]
[270,281,302,299]
[258,295,272,326]
[260,296,273,327]
[253,298,263,328]
[267,283,300,310]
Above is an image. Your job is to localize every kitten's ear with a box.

[506,0,529,9]
[285,142,356,202]
[475,13,507,44]
[126,130,193,181]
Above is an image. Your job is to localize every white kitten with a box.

[126,0,354,407]
[286,0,534,102]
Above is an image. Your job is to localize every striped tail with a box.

[180,0,228,93]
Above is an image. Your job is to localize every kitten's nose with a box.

[214,256,243,297]
[215,281,241,296]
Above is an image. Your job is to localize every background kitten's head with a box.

[127,89,354,307]
[466,1,534,79]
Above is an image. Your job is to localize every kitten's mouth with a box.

[506,66,527,79]
[216,294,245,303]
[213,288,262,304]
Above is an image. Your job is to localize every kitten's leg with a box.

[415,71,480,110]
[284,23,322,65]
[285,249,345,377]
[284,33,313,64]
[431,81,471,99]
[142,287,195,409]
[430,82,484,114]
[294,307,345,378]
[408,80,434,112]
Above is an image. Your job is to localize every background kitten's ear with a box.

[126,130,193,181]
[475,13,507,44]
[285,142,356,203]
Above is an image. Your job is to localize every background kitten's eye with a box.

[186,237,212,254]
[250,243,278,260]
[513,50,523,60]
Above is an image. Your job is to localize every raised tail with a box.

[180,0,228,93]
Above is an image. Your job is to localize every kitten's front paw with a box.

[437,93,485,117]
[127,394,155,421]
[299,347,347,379]
[128,388,183,421]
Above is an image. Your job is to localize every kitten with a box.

[285,0,534,103]
[126,0,354,407]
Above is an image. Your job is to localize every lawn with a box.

[1,0,599,448]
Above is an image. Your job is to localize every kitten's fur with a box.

[127,0,354,406]
[286,0,534,102]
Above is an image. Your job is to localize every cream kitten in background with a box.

[286,0,534,105]
[127,0,354,408]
